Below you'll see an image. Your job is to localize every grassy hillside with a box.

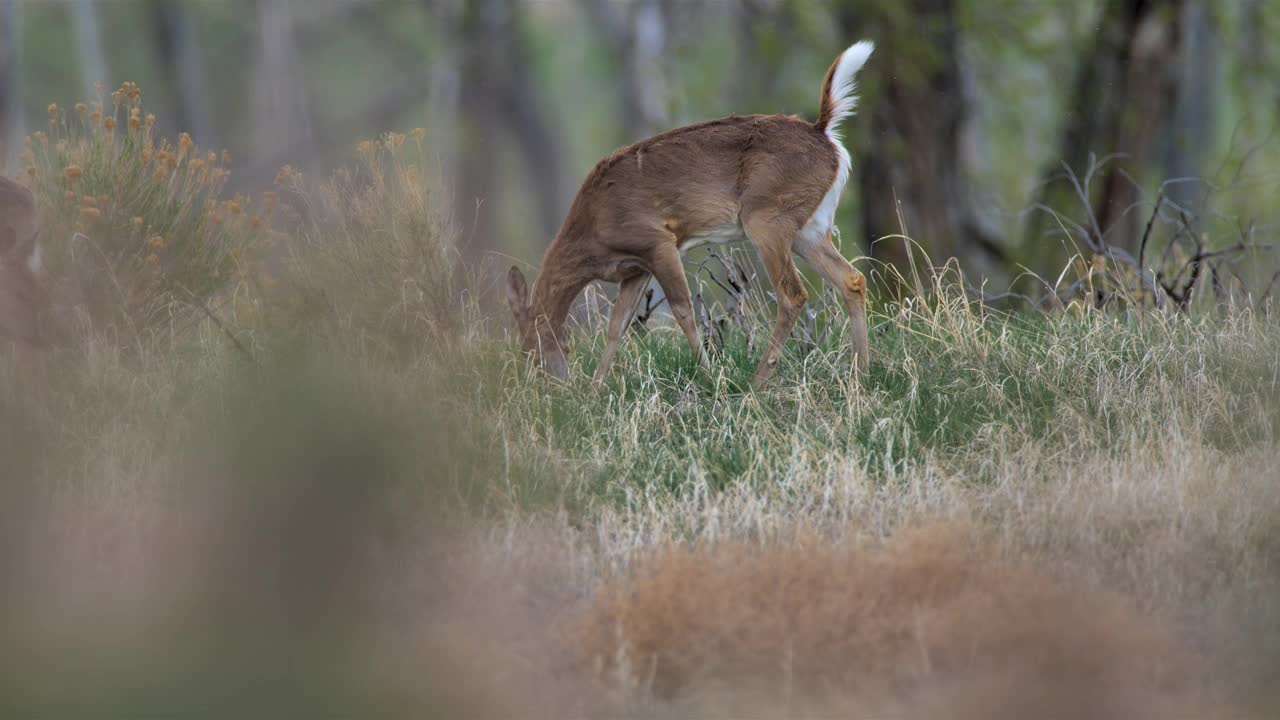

[2,97,1279,717]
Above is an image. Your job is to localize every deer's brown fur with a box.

[508,41,873,387]
[0,176,50,348]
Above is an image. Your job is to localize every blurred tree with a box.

[148,0,214,146]
[1162,0,1214,211]
[453,0,567,261]
[252,0,314,170]
[1027,0,1187,262]
[836,0,1002,290]
[69,0,108,101]
[581,0,672,140]
[732,0,801,112]
[0,0,23,172]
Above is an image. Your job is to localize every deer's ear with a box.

[505,266,530,325]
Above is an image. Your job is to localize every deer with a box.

[506,40,874,388]
[0,175,49,348]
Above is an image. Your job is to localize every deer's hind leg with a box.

[648,240,709,372]
[741,212,808,387]
[593,271,651,388]
[795,234,869,374]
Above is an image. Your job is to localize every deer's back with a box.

[564,114,840,252]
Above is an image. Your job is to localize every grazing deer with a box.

[0,176,49,347]
[507,40,874,387]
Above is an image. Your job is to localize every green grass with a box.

[457,304,1279,513]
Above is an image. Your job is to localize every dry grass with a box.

[2,104,1279,717]
[579,521,1197,719]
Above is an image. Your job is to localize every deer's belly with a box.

[680,223,748,254]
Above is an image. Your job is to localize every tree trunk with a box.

[149,0,215,146]
[252,0,314,169]
[0,0,24,173]
[1027,0,1185,264]
[454,0,567,262]
[581,0,672,141]
[69,0,108,101]
[454,0,506,261]
[1161,0,1213,212]
[841,0,994,290]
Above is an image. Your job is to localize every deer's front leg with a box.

[593,272,651,389]
[744,214,807,387]
[649,242,709,372]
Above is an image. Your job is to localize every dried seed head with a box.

[411,127,426,142]
[132,216,144,230]
[75,103,88,113]
[146,253,160,267]
[79,207,102,221]
[148,235,167,250]
[64,165,84,181]
[103,117,117,132]
[47,103,58,117]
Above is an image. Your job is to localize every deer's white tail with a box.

[816,40,874,142]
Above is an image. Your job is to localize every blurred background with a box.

[2,0,1280,286]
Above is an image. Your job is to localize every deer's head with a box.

[505,266,568,381]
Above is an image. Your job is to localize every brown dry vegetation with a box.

[581,523,1193,719]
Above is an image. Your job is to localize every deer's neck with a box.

[529,242,594,343]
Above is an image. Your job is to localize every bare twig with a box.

[183,290,255,363]
[1137,192,1163,308]
[1258,270,1280,309]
